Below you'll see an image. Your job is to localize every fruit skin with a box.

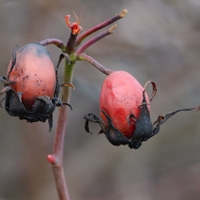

[7,43,56,110]
[0,43,66,131]
[100,70,150,139]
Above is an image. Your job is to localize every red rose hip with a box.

[84,72,200,149]
[0,43,71,131]
[100,71,150,138]
[7,43,56,110]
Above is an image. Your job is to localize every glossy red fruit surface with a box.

[100,71,150,139]
[7,43,56,110]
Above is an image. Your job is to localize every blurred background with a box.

[0,0,200,199]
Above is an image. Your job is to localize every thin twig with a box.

[38,38,66,51]
[75,9,127,46]
[75,24,117,55]
[78,53,113,75]
[52,106,70,200]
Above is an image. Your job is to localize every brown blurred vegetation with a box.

[0,0,200,199]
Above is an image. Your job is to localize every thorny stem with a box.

[75,9,128,46]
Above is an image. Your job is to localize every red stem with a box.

[51,106,70,200]
[75,24,117,55]
[47,57,73,200]
[39,38,66,51]
[78,53,113,75]
[75,9,127,46]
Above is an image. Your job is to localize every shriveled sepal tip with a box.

[65,12,83,35]
[143,80,157,101]
[60,82,75,90]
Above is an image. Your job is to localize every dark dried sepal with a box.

[84,111,130,146]
[84,112,105,134]
[101,110,130,146]
[128,81,156,149]
[154,106,200,127]
[52,97,72,110]
[0,76,16,86]
[129,82,200,149]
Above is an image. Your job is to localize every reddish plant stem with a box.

[53,106,68,164]
[78,53,113,75]
[48,57,74,200]
[38,38,66,51]
[51,106,70,200]
[66,34,77,53]
[75,9,128,46]
[75,24,117,55]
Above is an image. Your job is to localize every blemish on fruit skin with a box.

[35,80,40,87]
[7,43,56,110]
[22,75,29,81]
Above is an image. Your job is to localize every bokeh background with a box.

[0,0,200,199]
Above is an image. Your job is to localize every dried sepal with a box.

[65,12,82,35]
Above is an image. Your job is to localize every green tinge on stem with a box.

[63,58,75,102]
[54,58,75,161]
[52,58,75,200]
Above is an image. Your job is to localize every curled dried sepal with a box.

[153,106,200,130]
[143,81,157,102]
[60,82,75,90]
[84,111,130,146]
[65,12,83,35]
[0,85,10,96]
[84,81,200,149]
